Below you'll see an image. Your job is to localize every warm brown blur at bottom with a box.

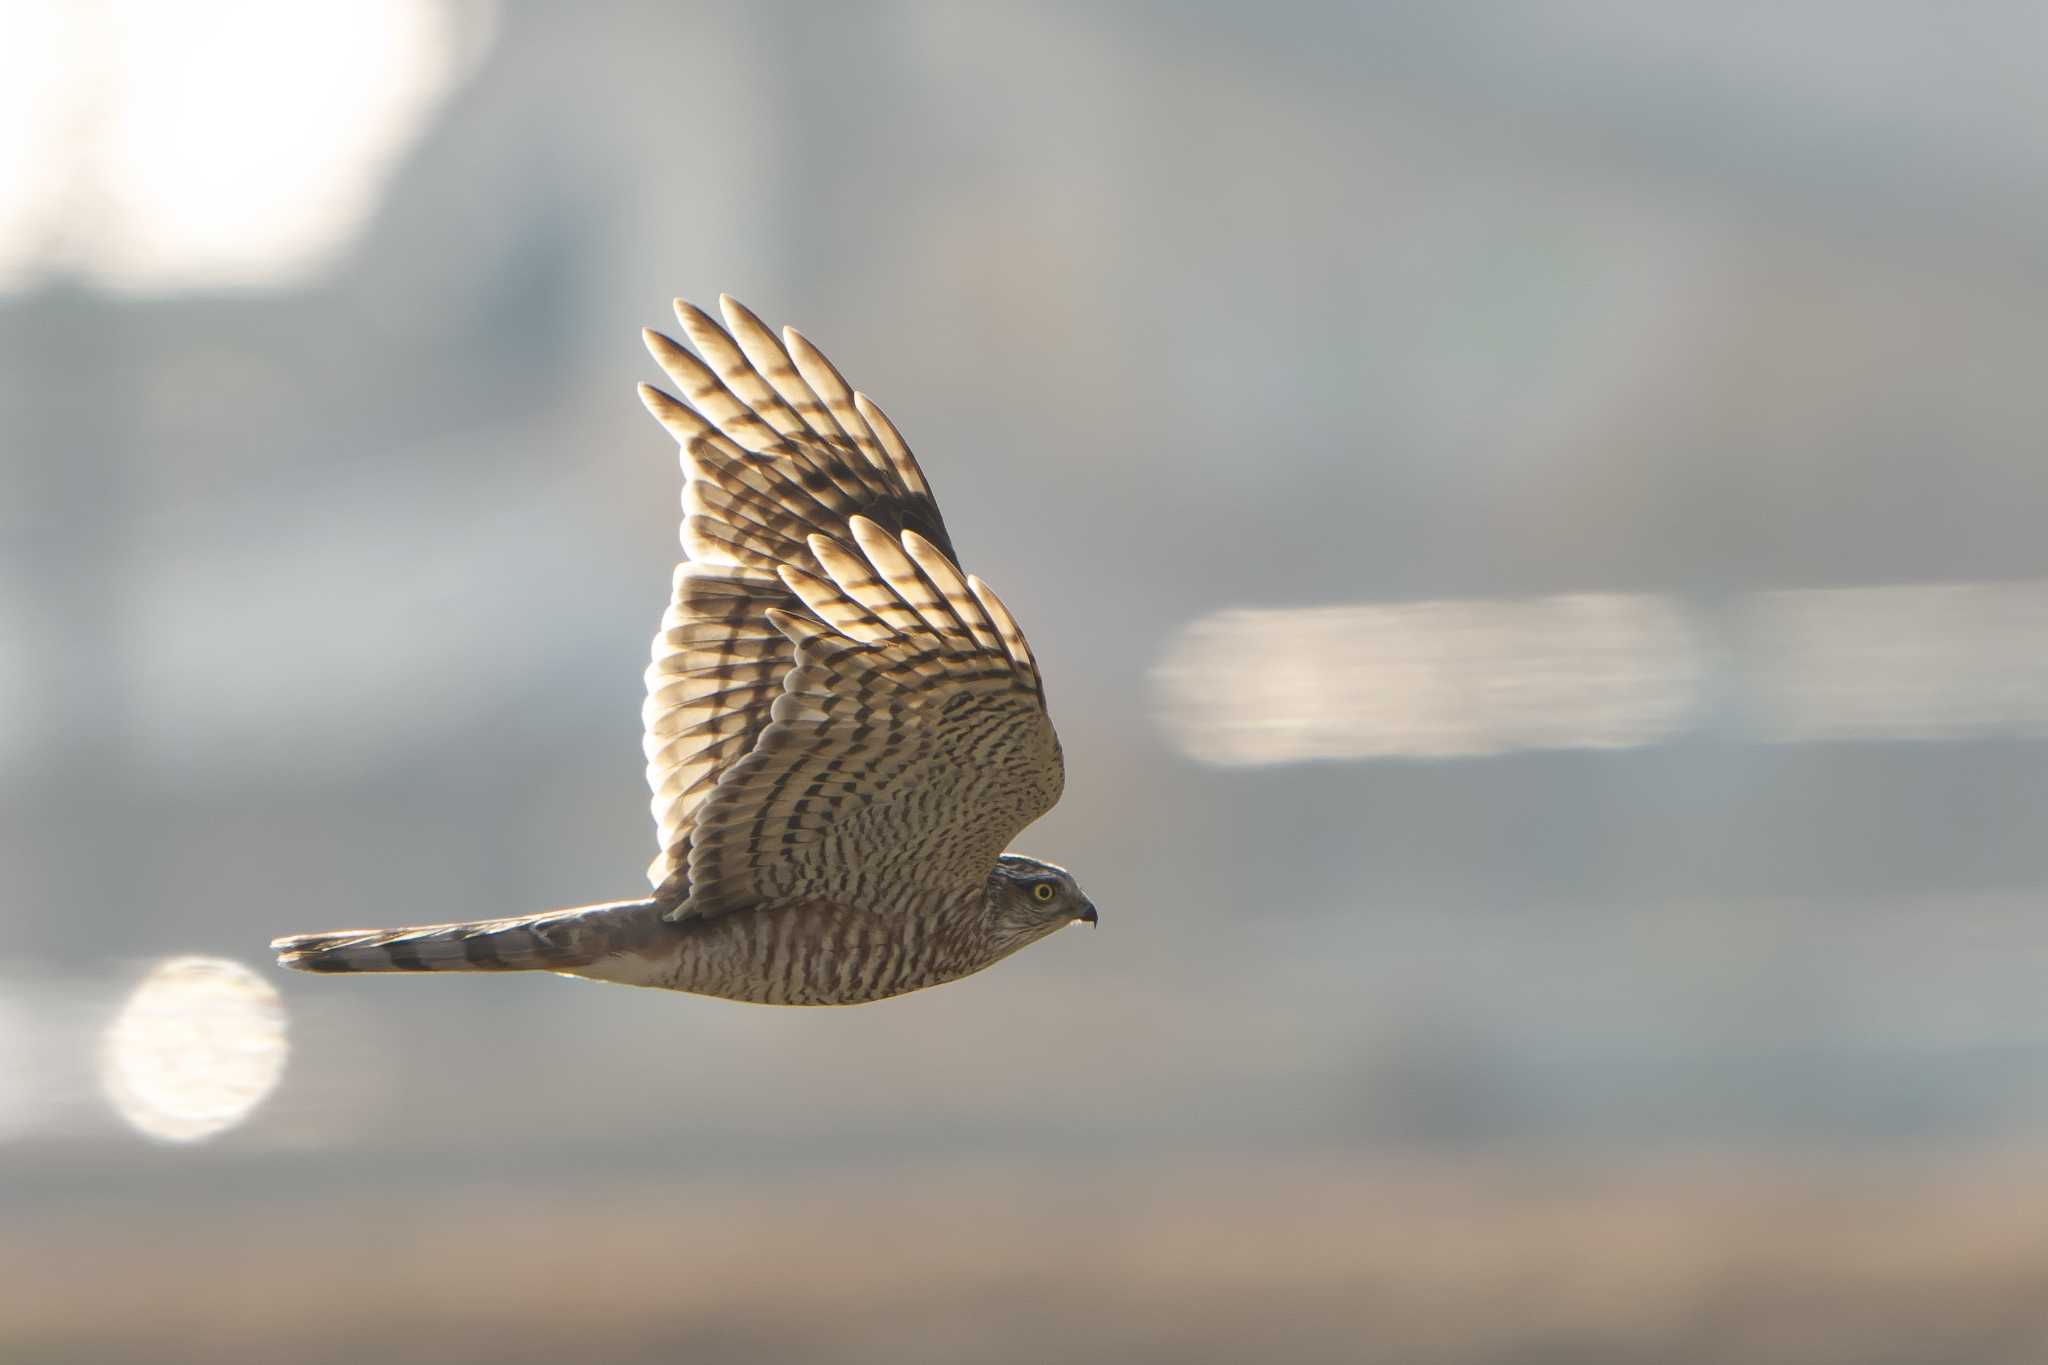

[15,1155,2048,1364]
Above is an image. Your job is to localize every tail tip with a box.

[275,951,348,973]
[270,932,351,973]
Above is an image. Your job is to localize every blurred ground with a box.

[16,1155,2048,1364]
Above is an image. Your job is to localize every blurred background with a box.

[7,2,2048,1360]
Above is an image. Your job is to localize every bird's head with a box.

[985,853,1096,950]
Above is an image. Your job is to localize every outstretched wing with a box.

[684,516,1063,919]
[637,297,1061,910]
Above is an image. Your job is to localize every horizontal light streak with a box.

[1743,581,2048,742]
[1154,594,1701,764]
[1155,580,2048,765]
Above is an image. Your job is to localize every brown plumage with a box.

[271,296,1093,1005]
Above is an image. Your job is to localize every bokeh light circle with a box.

[100,956,289,1142]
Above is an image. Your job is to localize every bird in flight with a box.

[272,296,1093,1004]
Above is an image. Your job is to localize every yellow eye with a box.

[1032,882,1056,903]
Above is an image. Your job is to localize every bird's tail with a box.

[271,898,665,975]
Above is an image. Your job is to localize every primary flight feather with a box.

[271,296,1093,1004]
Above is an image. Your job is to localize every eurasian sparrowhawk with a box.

[271,297,1093,1004]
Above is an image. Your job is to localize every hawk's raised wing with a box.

[637,297,1063,915]
[687,517,1062,919]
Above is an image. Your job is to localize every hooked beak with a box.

[1075,899,1098,926]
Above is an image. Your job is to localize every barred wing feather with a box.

[637,298,1061,911]
[684,517,1062,919]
